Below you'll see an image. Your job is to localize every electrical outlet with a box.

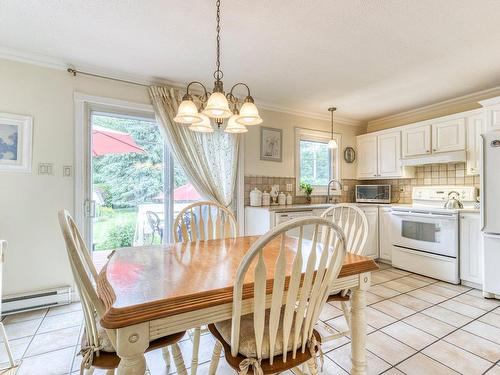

[38,163,54,175]
[63,165,72,177]
[286,183,293,191]
[343,185,349,191]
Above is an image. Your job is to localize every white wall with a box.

[0,59,150,296]
[0,58,364,296]
[244,109,365,179]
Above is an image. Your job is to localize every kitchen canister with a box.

[249,187,262,206]
[278,191,286,205]
[286,193,293,205]
[262,191,271,206]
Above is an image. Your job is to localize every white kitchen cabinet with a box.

[479,97,500,131]
[360,205,379,259]
[402,124,431,158]
[357,131,414,180]
[378,207,392,262]
[432,118,466,153]
[466,112,485,176]
[377,132,402,177]
[356,135,378,179]
[460,213,483,287]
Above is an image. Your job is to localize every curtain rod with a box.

[67,68,150,88]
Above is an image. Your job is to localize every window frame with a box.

[294,127,341,196]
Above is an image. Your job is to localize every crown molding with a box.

[367,85,500,129]
[0,46,364,126]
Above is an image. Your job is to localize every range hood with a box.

[400,151,466,166]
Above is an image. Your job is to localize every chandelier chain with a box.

[214,0,222,81]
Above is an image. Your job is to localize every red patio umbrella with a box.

[92,125,144,156]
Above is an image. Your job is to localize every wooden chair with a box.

[172,201,238,375]
[0,240,16,371]
[58,210,188,375]
[208,216,346,375]
[318,204,369,342]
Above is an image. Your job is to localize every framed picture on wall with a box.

[0,112,33,173]
[260,127,282,162]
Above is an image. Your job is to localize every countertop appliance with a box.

[481,131,500,298]
[391,186,478,284]
[355,185,391,203]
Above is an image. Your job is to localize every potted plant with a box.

[300,182,313,204]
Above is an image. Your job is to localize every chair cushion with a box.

[97,321,115,352]
[215,310,303,359]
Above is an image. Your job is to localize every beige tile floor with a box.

[1,263,499,375]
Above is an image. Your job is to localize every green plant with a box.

[100,222,135,250]
[300,182,313,197]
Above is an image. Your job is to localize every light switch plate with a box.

[63,165,72,177]
[38,163,54,175]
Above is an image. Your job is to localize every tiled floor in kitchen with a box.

[1,263,499,375]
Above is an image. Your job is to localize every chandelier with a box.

[173,0,262,133]
[327,107,338,149]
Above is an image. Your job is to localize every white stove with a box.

[390,186,478,284]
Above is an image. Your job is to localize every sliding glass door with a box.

[86,109,200,259]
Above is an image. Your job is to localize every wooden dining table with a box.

[97,235,379,375]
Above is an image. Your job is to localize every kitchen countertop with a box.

[245,203,480,214]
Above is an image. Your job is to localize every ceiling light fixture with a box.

[327,107,338,149]
[174,0,262,133]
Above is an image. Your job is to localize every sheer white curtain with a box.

[149,86,239,207]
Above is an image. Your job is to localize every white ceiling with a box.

[1,0,500,121]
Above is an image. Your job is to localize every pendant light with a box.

[327,107,338,149]
[174,0,262,132]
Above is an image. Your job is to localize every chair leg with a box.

[162,346,171,369]
[208,341,222,375]
[341,300,351,329]
[171,342,188,375]
[0,322,15,367]
[190,327,201,375]
[306,358,319,375]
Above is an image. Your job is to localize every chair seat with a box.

[81,329,186,369]
[209,323,321,374]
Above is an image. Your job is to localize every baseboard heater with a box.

[2,286,72,315]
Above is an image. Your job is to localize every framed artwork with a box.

[0,112,33,173]
[260,127,282,162]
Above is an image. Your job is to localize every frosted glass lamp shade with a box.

[188,114,214,133]
[202,92,232,119]
[225,114,248,133]
[327,139,338,149]
[236,101,263,125]
[173,100,202,124]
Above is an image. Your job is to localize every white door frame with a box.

[73,92,155,246]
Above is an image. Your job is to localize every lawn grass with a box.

[93,208,137,251]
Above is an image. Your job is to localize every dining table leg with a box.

[115,323,149,375]
[350,272,370,375]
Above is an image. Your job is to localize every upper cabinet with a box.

[479,96,500,131]
[357,130,414,179]
[378,132,403,177]
[357,135,378,179]
[466,112,485,176]
[432,118,466,153]
[402,124,431,157]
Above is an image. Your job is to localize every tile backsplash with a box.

[244,162,480,206]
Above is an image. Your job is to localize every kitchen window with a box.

[295,128,341,195]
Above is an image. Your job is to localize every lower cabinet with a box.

[378,207,392,262]
[360,205,379,259]
[459,213,483,286]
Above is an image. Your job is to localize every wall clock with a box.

[344,147,356,163]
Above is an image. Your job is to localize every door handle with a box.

[85,199,96,218]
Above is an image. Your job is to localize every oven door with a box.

[391,210,458,258]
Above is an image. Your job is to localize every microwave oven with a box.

[355,185,391,203]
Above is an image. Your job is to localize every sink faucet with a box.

[327,179,343,203]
